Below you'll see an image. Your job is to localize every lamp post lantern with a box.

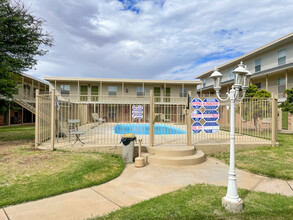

[210,61,252,213]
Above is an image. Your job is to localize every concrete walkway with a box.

[1,158,293,220]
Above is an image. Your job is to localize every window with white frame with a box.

[229,69,234,79]
[179,88,187,97]
[278,77,286,94]
[60,85,70,95]
[108,86,117,96]
[255,58,261,72]
[202,79,206,88]
[136,87,145,96]
[278,49,286,66]
[254,83,261,89]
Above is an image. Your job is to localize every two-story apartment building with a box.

[44,77,200,122]
[196,32,293,131]
[0,73,49,126]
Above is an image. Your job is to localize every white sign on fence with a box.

[132,105,143,119]
[191,98,220,134]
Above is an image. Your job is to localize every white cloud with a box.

[21,0,293,81]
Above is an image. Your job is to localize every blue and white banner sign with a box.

[203,98,219,110]
[202,110,219,121]
[192,121,203,133]
[191,110,202,121]
[203,122,219,134]
[132,105,143,119]
[191,98,202,110]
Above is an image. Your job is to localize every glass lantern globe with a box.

[242,65,253,91]
[210,67,223,91]
[232,61,247,89]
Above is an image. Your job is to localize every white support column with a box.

[77,81,80,95]
[266,75,269,91]
[31,79,34,98]
[285,70,288,90]
[21,107,24,125]
[122,82,124,97]
[22,77,24,97]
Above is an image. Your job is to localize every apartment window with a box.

[278,77,286,94]
[278,49,286,66]
[60,85,70,95]
[229,69,234,79]
[202,79,206,88]
[136,87,145,97]
[108,86,117,96]
[179,88,187,97]
[255,83,261,89]
[255,58,261,72]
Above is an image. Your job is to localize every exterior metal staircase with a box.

[13,91,36,114]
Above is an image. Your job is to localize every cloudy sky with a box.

[22,0,293,81]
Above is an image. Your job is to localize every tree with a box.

[0,0,53,99]
[280,88,293,114]
[242,84,271,129]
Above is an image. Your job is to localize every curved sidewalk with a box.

[1,158,293,220]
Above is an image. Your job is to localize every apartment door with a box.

[80,85,88,101]
[154,87,160,102]
[91,86,99,101]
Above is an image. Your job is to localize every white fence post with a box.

[271,93,278,147]
[187,91,192,146]
[35,89,39,148]
[150,90,154,147]
[50,89,55,150]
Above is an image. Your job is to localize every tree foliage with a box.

[280,88,293,114]
[0,0,53,99]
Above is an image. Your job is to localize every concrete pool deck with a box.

[2,158,292,220]
[39,123,273,152]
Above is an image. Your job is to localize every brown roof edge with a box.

[44,77,202,85]
[195,32,293,79]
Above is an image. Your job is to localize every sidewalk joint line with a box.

[286,181,293,192]
[90,188,122,208]
[3,208,10,220]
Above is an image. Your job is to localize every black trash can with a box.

[121,133,136,163]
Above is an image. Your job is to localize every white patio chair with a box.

[161,114,171,123]
[92,113,106,124]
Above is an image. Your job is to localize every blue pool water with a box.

[113,124,187,135]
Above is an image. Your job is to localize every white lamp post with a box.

[210,61,252,213]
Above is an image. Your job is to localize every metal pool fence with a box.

[35,89,278,150]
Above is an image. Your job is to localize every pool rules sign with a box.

[191,98,220,134]
[132,105,143,119]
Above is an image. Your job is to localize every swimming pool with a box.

[113,124,187,135]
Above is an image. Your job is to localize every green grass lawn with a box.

[0,125,35,142]
[210,133,293,180]
[95,184,293,220]
[0,144,124,208]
